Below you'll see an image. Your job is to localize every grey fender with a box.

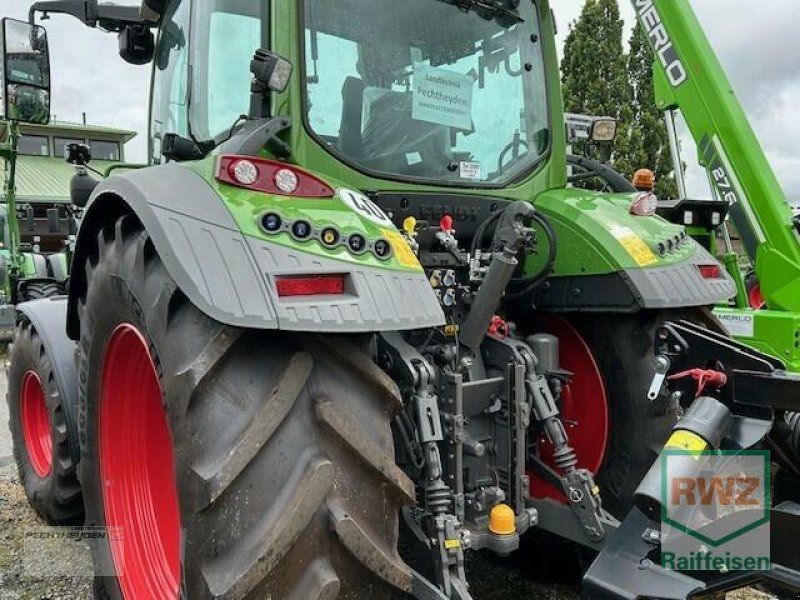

[67,163,444,339]
[15,297,80,465]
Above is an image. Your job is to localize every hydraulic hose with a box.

[504,211,558,302]
[566,155,636,193]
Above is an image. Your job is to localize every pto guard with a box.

[68,164,444,337]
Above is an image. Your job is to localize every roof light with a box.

[274,168,299,194]
[216,155,334,198]
[276,275,345,297]
[698,265,723,279]
[629,192,658,217]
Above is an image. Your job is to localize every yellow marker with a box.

[610,225,659,267]
[444,539,461,550]
[403,216,418,235]
[444,324,459,337]
[489,503,516,536]
[381,229,422,270]
[665,429,708,453]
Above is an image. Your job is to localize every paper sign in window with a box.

[412,63,473,131]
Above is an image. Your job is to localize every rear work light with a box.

[276,275,346,297]
[216,155,334,198]
[698,265,723,279]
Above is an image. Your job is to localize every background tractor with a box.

[3,1,800,599]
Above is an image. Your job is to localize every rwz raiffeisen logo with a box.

[661,450,771,571]
[633,0,689,87]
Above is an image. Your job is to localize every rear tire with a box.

[7,317,83,524]
[573,309,718,518]
[21,281,63,301]
[78,215,415,599]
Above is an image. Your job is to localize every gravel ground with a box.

[0,456,780,600]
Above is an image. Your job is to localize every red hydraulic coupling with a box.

[488,316,510,339]
[668,368,727,397]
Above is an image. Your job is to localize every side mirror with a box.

[0,18,51,125]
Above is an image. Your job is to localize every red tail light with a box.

[698,265,723,279]
[276,275,346,297]
[216,155,335,198]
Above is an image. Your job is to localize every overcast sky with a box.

[6,0,798,203]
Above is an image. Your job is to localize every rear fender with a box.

[67,163,444,339]
[15,297,79,465]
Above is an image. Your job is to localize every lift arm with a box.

[630,0,800,312]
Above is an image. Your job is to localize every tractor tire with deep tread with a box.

[7,318,84,524]
[572,310,713,518]
[78,214,416,600]
[21,281,63,301]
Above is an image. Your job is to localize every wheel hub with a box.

[21,370,52,478]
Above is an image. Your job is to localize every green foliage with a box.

[561,1,679,198]
[626,23,678,198]
[561,0,633,174]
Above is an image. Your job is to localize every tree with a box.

[561,0,634,176]
[626,22,679,198]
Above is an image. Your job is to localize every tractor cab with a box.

[146,0,553,191]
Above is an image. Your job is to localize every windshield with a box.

[303,0,549,186]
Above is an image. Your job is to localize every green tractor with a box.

[4,1,800,598]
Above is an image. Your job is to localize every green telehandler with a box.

[3,1,800,598]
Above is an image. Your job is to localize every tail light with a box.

[216,155,334,198]
[629,192,658,217]
[698,265,723,279]
[276,275,345,297]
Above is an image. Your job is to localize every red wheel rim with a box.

[21,370,52,478]
[100,324,180,599]
[748,284,765,310]
[526,317,609,503]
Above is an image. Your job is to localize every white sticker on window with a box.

[412,62,474,131]
[715,312,755,338]
[459,162,482,180]
[338,188,392,225]
[406,152,423,166]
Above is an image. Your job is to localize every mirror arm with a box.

[29,0,148,31]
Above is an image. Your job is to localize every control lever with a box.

[647,355,671,401]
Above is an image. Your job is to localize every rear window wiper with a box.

[436,0,524,24]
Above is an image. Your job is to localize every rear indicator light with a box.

[216,155,334,197]
[698,265,723,279]
[276,275,346,297]
[629,192,658,217]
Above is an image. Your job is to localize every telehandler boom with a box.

[633,0,800,370]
